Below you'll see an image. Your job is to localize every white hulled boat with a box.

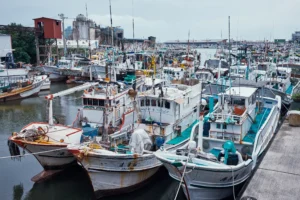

[9,83,98,181]
[155,86,281,200]
[0,75,45,102]
[68,78,203,198]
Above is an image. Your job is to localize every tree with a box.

[0,23,36,64]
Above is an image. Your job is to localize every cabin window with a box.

[252,94,256,104]
[88,98,93,105]
[83,98,87,105]
[93,99,98,106]
[141,99,145,107]
[99,100,105,106]
[248,95,252,105]
[165,101,170,109]
[216,124,221,129]
[146,99,150,106]
[223,124,227,129]
[157,99,161,107]
[151,99,156,107]
[233,98,245,106]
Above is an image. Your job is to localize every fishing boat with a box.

[68,78,203,198]
[34,75,51,91]
[255,62,298,96]
[79,76,145,131]
[0,75,45,102]
[155,86,281,200]
[0,53,29,77]
[8,83,98,181]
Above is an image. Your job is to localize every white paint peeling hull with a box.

[89,167,160,191]
[24,144,76,169]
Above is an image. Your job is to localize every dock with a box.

[240,119,300,200]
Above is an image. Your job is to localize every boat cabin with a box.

[81,81,131,128]
[208,87,258,142]
[163,67,185,80]
[195,70,214,83]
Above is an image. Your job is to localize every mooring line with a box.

[0,147,68,160]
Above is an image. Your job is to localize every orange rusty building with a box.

[33,17,62,39]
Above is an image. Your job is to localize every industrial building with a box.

[292,31,300,43]
[0,34,12,61]
[72,14,100,41]
[56,39,98,49]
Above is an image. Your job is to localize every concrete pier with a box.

[241,120,300,200]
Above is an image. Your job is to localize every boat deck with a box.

[286,85,293,95]
[240,120,300,200]
[243,108,271,143]
[166,120,198,145]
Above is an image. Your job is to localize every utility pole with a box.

[58,13,68,56]
[228,16,231,66]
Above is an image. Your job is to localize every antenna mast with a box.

[228,16,231,66]
[109,0,114,47]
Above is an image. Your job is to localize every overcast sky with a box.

[0,0,299,42]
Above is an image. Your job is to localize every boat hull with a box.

[0,79,43,102]
[159,157,252,200]
[74,152,161,197]
[13,141,76,170]
[10,123,82,170]
[91,167,160,198]
[48,73,67,82]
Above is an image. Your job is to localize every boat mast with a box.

[109,0,114,47]
[187,30,190,56]
[132,0,135,52]
[228,16,231,66]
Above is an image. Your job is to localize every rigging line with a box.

[0,147,68,160]
[174,149,191,200]
[231,166,236,200]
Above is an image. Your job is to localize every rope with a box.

[0,147,68,160]
[231,166,236,200]
[174,150,191,200]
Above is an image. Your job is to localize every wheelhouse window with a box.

[83,98,88,105]
[151,99,156,107]
[99,100,105,106]
[216,124,221,129]
[146,99,150,106]
[93,99,98,106]
[232,98,245,106]
[88,98,93,105]
[165,101,170,109]
[141,99,145,107]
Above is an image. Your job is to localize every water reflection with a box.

[102,167,186,200]
[23,166,95,200]
[12,184,24,200]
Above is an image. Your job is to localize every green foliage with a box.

[0,23,36,64]
[292,93,300,101]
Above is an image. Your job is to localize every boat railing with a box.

[209,130,241,142]
[253,99,279,159]
[211,107,246,122]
